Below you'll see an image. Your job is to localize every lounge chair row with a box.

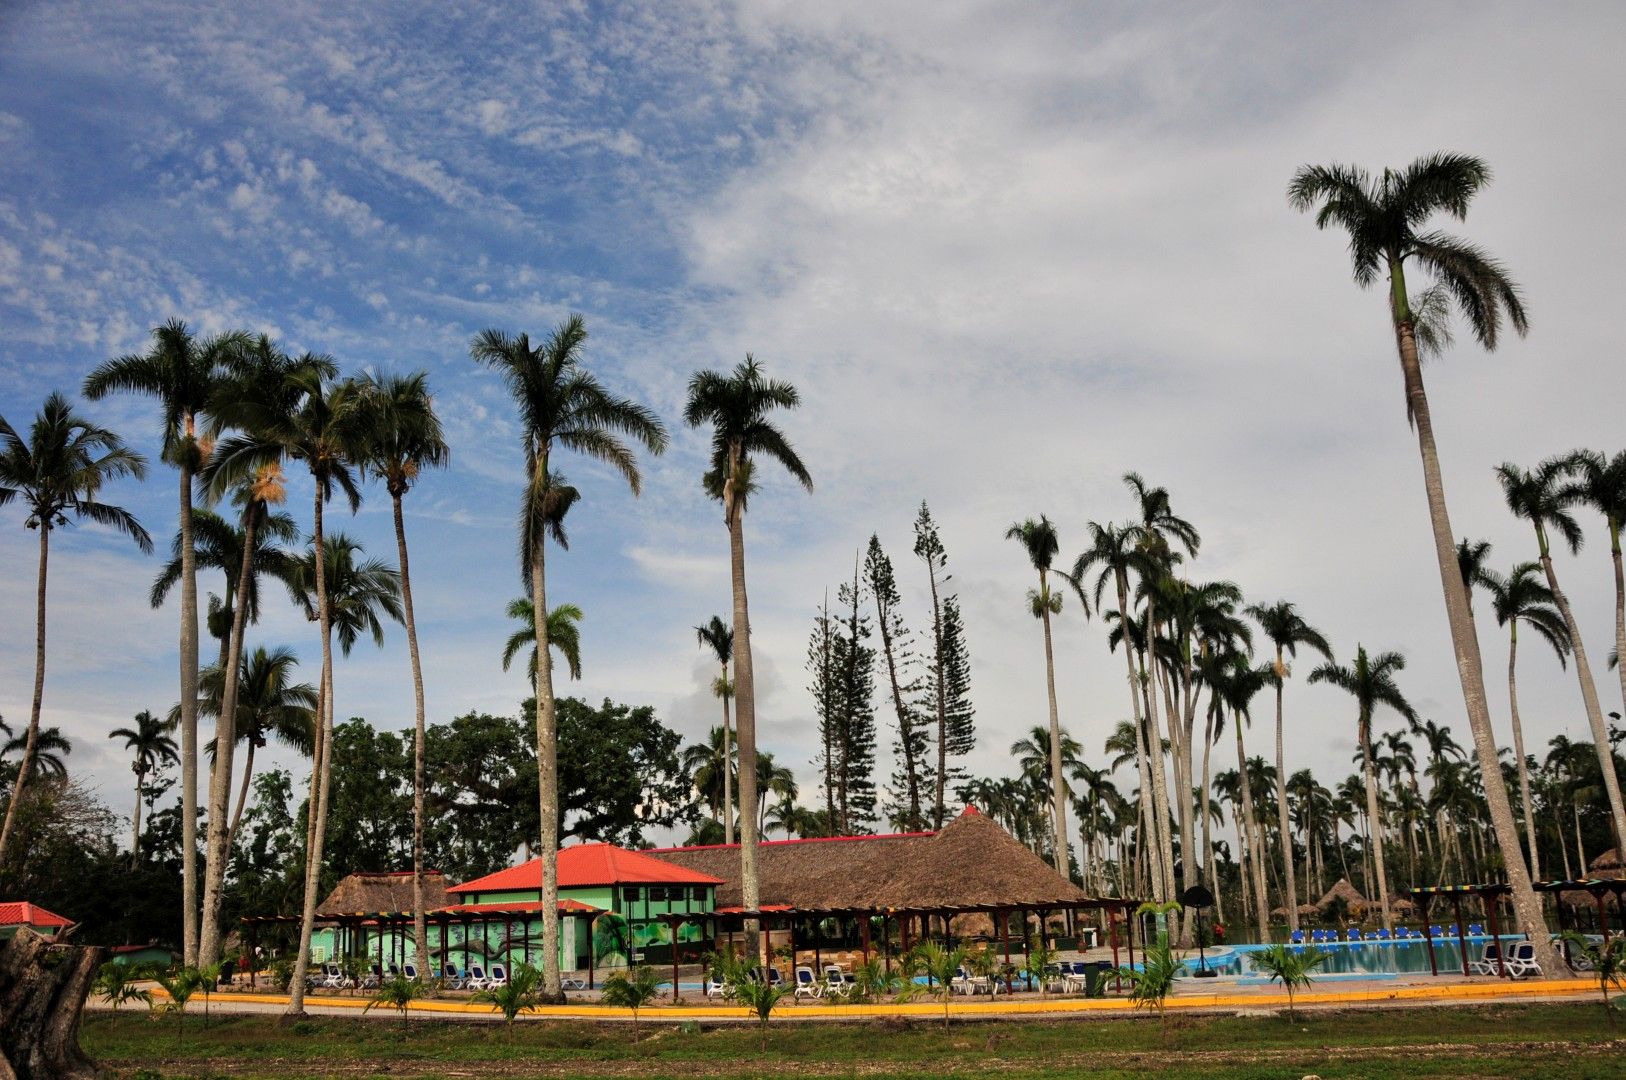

[1288,924,1488,944]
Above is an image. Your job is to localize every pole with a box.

[1484,893,1506,978]
[1451,896,1469,976]
[1418,895,1438,976]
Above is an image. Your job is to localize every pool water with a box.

[1183,935,1520,979]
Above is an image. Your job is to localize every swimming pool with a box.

[1182,935,1522,979]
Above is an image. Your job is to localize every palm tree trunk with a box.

[721,672,735,846]
[1506,623,1540,880]
[1234,720,1268,940]
[288,490,336,1016]
[727,475,764,963]
[131,766,143,869]
[1202,705,1220,918]
[1038,580,1068,878]
[531,502,563,1002]
[1113,570,1160,897]
[178,459,201,966]
[1612,518,1626,736]
[0,528,50,868]
[1574,799,1586,874]
[1359,720,1392,931]
[226,740,255,858]
[199,509,258,966]
[1142,604,1177,904]
[1389,284,1558,974]
[391,491,432,979]
[1272,653,1299,932]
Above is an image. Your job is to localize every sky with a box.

[2,1,1625,862]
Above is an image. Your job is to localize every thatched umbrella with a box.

[1315,878,1368,911]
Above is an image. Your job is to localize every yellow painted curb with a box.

[152,978,1599,1022]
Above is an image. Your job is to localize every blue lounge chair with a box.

[403,963,419,981]
[1468,923,1485,937]
[1289,930,1305,944]
[1467,943,1502,976]
[1503,942,1542,979]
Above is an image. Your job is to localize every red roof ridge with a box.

[647,830,936,854]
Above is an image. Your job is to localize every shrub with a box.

[729,975,788,1050]
[365,974,428,1029]
[471,962,543,1030]
[901,942,968,1028]
[153,966,206,1045]
[849,956,902,1002]
[1118,943,1181,1035]
[1252,944,1326,1020]
[1562,931,1626,1021]
[95,961,151,1011]
[600,965,664,1034]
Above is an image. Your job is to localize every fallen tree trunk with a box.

[0,927,104,1080]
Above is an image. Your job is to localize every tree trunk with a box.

[721,669,735,846]
[1506,622,1540,880]
[875,589,922,830]
[178,459,201,966]
[1388,277,1559,975]
[928,556,949,829]
[130,766,143,869]
[1612,519,1626,740]
[0,929,105,1080]
[1113,569,1160,900]
[199,508,259,966]
[1038,577,1069,878]
[1359,719,1392,931]
[392,491,432,982]
[0,527,51,865]
[226,740,255,859]
[727,465,763,963]
[1234,717,1268,940]
[1201,705,1221,921]
[1273,651,1299,931]
[530,477,563,1003]
[1142,599,1177,903]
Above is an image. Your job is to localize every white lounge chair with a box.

[705,970,730,999]
[402,963,419,981]
[320,963,346,989]
[1502,942,1542,979]
[823,966,850,997]
[793,966,821,999]
[1467,943,1503,976]
[487,963,508,989]
[466,964,490,991]
[561,972,588,991]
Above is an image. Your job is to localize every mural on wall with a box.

[591,913,708,966]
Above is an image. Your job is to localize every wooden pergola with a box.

[1401,878,1626,977]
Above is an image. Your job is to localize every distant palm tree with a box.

[356,369,448,976]
[1310,647,1417,930]
[2,727,72,780]
[0,393,150,864]
[682,726,738,829]
[1498,457,1626,856]
[501,599,584,680]
[695,616,736,844]
[1484,562,1571,879]
[1290,152,1554,971]
[1011,723,1082,870]
[151,506,302,667]
[1455,538,1496,618]
[475,316,666,1001]
[84,318,245,964]
[1006,516,1073,876]
[1570,449,1626,766]
[754,752,796,834]
[685,356,811,958]
[109,710,178,867]
[292,534,404,655]
[1245,601,1333,932]
[1214,654,1272,939]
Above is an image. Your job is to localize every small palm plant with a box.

[196,962,221,1028]
[154,966,205,1045]
[727,968,788,1051]
[600,965,664,1036]
[472,962,544,1031]
[365,974,428,1029]
[849,956,903,1002]
[1561,932,1626,1021]
[1252,944,1326,1021]
[1118,943,1182,1036]
[94,962,151,1011]
[902,942,968,1029]
[1023,936,1057,997]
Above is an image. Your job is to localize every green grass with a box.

[83,1001,1625,1079]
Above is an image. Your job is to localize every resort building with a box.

[0,901,71,941]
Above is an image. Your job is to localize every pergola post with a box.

[1416,895,1438,977]
[1451,896,1469,976]
[1108,904,1121,990]
[1020,908,1032,991]
[671,917,681,1001]
[1125,904,1136,977]
[588,913,598,990]
[860,913,872,964]
[1594,889,1611,943]
[998,908,1010,990]
[1484,893,1506,978]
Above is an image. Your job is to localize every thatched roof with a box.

[1315,878,1368,910]
[650,808,1099,912]
[1589,848,1623,874]
[317,871,450,914]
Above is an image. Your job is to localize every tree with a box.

[1290,152,1556,974]
[1571,450,1626,744]
[913,503,975,828]
[1485,561,1571,879]
[694,615,736,844]
[0,394,150,865]
[356,369,448,985]
[817,564,877,833]
[554,697,693,846]
[2,728,71,780]
[1310,647,1417,929]
[108,710,177,867]
[599,965,663,1035]
[1253,943,1326,1021]
[501,599,584,680]
[1245,601,1333,932]
[1011,725,1081,867]
[902,942,968,1028]
[472,962,543,1029]
[84,319,245,965]
[864,535,929,831]
[683,726,737,829]
[1006,516,1076,875]
[685,356,811,960]
[365,973,428,1028]
[1213,653,1273,938]
[1560,931,1626,1021]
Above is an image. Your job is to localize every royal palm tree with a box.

[84,319,244,963]
[1214,654,1272,938]
[683,726,738,829]
[2,727,71,780]
[151,506,302,667]
[1291,152,1555,970]
[501,599,585,681]
[684,356,810,959]
[694,616,736,844]
[1011,724,1083,869]
[109,709,178,867]
[1484,562,1571,879]
[1310,647,1417,930]
[475,316,666,999]
[1245,601,1333,932]
[1006,516,1075,875]
[292,534,403,654]
[1497,457,1626,856]
[1570,450,1626,757]
[1455,538,1496,617]
[355,369,448,975]
[0,394,150,864]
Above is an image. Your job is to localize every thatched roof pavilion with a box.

[315,870,450,915]
[1314,878,1368,912]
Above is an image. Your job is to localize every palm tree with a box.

[2,727,72,780]
[1006,516,1075,875]
[754,752,796,834]
[694,616,736,845]
[1570,449,1626,771]
[109,710,178,867]
[355,370,448,976]
[1497,457,1626,856]
[501,599,584,681]
[1455,538,1496,617]
[683,726,738,829]
[1011,724,1083,868]
[84,320,244,964]
[151,506,302,667]
[0,394,150,864]
[475,316,667,1000]
[1291,153,1556,971]
[1309,647,1417,929]
[292,534,404,653]
[684,356,811,960]
[1245,601,1333,932]
[1213,654,1272,938]
[1484,562,1572,879]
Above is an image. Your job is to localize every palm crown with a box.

[291,533,403,656]
[1309,646,1418,738]
[1497,457,1585,557]
[109,710,178,776]
[683,356,812,522]
[198,646,318,757]
[0,393,151,549]
[501,598,584,680]
[1486,562,1572,665]
[355,371,449,497]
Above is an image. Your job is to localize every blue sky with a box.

[3,2,1626,854]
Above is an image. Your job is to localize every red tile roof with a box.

[449,843,724,894]
[440,900,601,916]
[0,901,72,929]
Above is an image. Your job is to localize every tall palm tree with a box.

[1497,457,1626,855]
[203,349,366,990]
[694,616,736,845]
[1011,724,1083,868]
[1245,601,1333,932]
[682,726,738,829]
[109,709,178,867]
[84,319,244,964]
[1309,647,1417,930]
[475,316,666,999]
[1290,153,1556,971]
[2,727,72,780]
[0,394,150,863]
[685,356,810,960]
[355,370,448,977]
[1006,516,1074,876]
[292,534,404,653]
[501,598,585,681]
[1213,654,1272,938]
[1484,562,1571,880]
[1570,449,1626,764]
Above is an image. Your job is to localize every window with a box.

[648,887,667,903]
[622,886,640,904]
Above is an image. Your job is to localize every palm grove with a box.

[1,154,1624,990]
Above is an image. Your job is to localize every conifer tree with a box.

[865,534,930,831]
[835,562,878,832]
[913,502,976,828]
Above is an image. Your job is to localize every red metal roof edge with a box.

[0,901,73,927]
[646,830,936,854]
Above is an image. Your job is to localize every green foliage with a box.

[471,963,543,1028]
[365,974,429,1028]
[1252,944,1326,1020]
[1118,943,1182,1030]
[1136,900,1183,948]
[95,961,151,1011]
[600,965,664,1032]
[849,956,903,1002]
[728,975,789,1050]
[153,966,206,1044]
[1022,936,1057,996]
[1562,931,1626,1019]
[196,962,221,1026]
[902,942,968,1027]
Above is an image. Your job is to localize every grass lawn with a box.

[83,1001,1626,1079]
